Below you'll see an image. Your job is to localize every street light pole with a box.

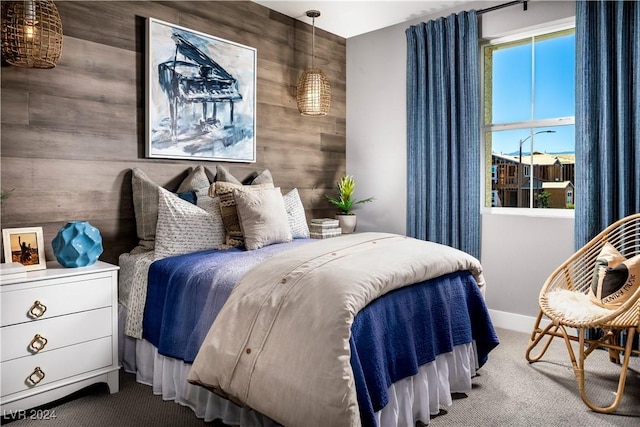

[517,130,556,208]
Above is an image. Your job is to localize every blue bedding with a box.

[143,239,313,363]
[350,270,499,427]
[142,241,498,425]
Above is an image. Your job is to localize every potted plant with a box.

[325,175,374,233]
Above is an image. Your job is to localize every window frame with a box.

[480,19,576,218]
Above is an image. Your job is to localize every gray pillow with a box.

[251,169,274,185]
[177,165,211,193]
[215,165,243,185]
[234,187,292,250]
[215,165,273,186]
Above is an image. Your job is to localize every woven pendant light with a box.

[1,0,63,68]
[296,10,330,116]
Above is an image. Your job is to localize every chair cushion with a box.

[547,289,614,322]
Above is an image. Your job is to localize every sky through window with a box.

[489,31,575,155]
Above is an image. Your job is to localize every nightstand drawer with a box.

[1,336,113,398]
[1,307,112,362]
[1,275,112,327]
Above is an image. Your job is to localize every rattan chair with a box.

[525,213,640,413]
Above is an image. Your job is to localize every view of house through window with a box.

[483,28,575,209]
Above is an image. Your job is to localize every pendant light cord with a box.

[305,10,320,68]
[311,15,315,68]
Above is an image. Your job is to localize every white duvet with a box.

[187,232,484,427]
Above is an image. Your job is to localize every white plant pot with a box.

[336,214,357,234]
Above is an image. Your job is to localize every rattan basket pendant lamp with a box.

[1,0,63,68]
[296,10,331,116]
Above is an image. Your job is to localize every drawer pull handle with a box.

[27,367,45,386]
[28,334,48,353]
[28,300,47,318]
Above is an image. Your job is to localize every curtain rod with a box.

[477,0,528,15]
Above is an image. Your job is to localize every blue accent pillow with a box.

[176,192,197,205]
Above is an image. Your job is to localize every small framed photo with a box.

[2,227,46,271]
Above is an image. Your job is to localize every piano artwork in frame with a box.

[146,18,257,162]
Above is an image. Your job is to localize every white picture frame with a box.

[2,227,46,271]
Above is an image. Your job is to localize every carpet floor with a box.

[2,327,639,426]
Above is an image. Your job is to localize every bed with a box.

[117,165,499,427]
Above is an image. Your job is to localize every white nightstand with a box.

[0,261,119,412]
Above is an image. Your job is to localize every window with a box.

[491,190,500,207]
[567,189,573,206]
[483,27,575,210]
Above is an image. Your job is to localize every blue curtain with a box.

[406,11,480,258]
[576,0,640,349]
[575,0,640,249]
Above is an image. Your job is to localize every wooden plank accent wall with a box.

[0,1,346,265]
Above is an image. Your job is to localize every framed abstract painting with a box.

[146,18,257,162]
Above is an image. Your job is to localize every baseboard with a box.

[488,309,550,334]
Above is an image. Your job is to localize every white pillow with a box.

[234,187,293,250]
[154,187,226,259]
[131,166,211,252]
[283,188,309,238]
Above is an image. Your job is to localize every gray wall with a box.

[346,0,576,331]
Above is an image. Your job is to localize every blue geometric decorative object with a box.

[52,221,103,268]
